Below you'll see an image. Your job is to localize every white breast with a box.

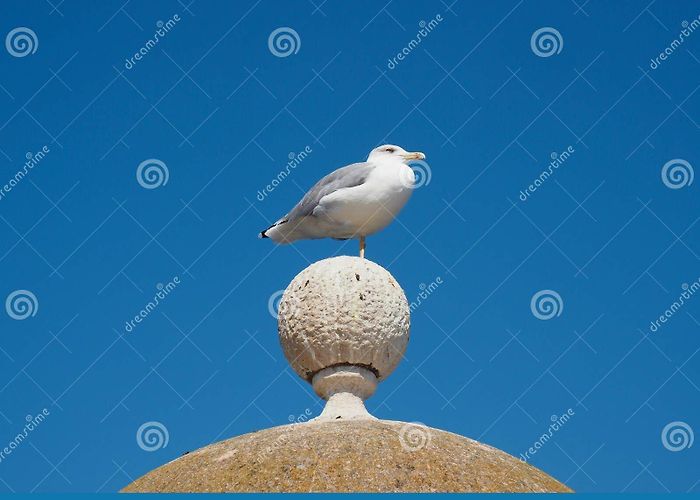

[318,160,414,238]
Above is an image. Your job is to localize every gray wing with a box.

[286,162,374,221]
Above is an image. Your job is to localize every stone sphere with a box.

[278,256,410,384]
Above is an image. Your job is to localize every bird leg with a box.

[359,236,365,259]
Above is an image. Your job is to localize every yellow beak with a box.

[402,151,426,161]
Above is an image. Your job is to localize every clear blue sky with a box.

[0,0,699,493]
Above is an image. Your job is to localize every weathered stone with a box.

[122,257,572,493]
[278,256,410,382]
[122,420,572,493]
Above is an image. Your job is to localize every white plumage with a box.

[260,144,425,257]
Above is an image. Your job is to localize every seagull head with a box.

[367,144,425,164]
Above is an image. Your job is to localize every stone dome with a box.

[122,419,572,493]
[121,257,572,493]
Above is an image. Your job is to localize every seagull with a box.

[259,144,425,258]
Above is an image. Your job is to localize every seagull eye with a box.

[384,147,396,153]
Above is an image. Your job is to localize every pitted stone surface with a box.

[278,256,409,382]
[122,420,572,493]
[121,256,575,493]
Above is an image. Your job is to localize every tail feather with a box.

[259,217,288,240]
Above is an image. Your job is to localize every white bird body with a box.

[261,144,425,256]
[314,160,414,237]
